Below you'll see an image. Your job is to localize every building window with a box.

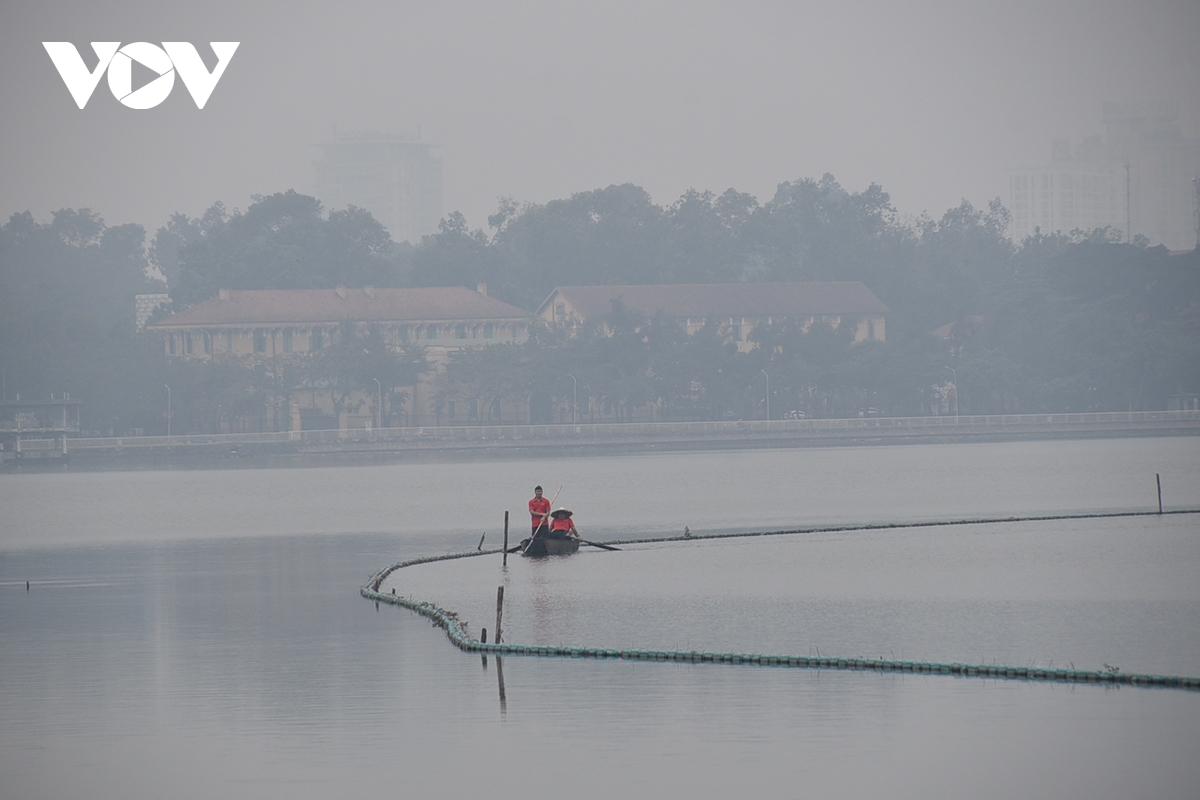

[184,333,193,354]
[227,331,235,353]
[168,334,175,355]
[868,319,875,340]
[483,323,494,339]
[310,329,323,350]
[456,323,467,339]
[254,329,266,353]
[204,333,213,355]
[427,325,438,339]
[283,328,293,352]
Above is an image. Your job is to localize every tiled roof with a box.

[150,288,535,328]
[538,282,888,320]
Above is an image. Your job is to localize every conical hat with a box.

[550,507,573,518]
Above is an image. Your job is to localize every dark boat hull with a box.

[521,536,581,557]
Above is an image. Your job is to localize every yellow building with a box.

[536,281,887,351]
[150,285,535,429]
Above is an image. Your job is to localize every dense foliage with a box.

[2,177,1197,434]
[0,209,163,432]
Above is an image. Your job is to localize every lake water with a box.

[2,437,1199,799]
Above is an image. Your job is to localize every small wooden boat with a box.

[520,535,581,557]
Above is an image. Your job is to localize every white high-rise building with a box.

[314,132,443,245]
[1007,104,1200,250]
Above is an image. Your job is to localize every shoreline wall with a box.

[5,410,1199,467]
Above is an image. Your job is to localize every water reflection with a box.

[2,437,1199,799]
[496,656,507,714]
[387,514,1200,676]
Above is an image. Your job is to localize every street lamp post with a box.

[373,378,382,429]
[943,366,958,421]
[164,384,171,439]
[567,373,577,425]
[761,369,770,421]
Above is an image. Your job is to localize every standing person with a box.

[548,508,579,539]
[529,485,551,540]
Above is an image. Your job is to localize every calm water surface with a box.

[1,437,1198,799]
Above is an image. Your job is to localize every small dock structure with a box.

[0,397,82,462]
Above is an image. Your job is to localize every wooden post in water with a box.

[496,656,507,712]
[495,585,505,644]
[502,511,509,566]
[1157,473,1163,514]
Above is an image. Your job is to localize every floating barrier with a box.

[362,509,1200,692]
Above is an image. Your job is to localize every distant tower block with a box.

[1006,104,1200,250]
[314,131,443,245]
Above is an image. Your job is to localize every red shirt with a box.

[550,516,574,533]
[529,496,550,527]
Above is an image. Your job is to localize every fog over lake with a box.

[3,2,1200,796]
[2,438,1199,799]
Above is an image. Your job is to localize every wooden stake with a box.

[496,656,507,712]
[495,585,505,644]
[503,511,509,566]
[1157,473,1163,514]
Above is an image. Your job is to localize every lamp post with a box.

[373,378,382,429]
[943,366,958,421]
[567,373,577,425]
[761,369,770,421]
[164,384,171,439]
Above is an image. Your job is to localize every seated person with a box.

[547,508,579,539]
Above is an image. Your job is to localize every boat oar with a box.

[579,539,620,551]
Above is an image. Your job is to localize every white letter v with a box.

[43,42,121,109]
[162,43,240,109]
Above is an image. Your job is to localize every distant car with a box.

[783,410,807,420]
[857,407,881,418]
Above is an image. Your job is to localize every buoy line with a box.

[362,509,1200,691]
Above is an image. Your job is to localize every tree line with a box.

[2,177,1197,434]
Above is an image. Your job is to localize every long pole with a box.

[373,378,382,429]
[568,373,577,425]
[761,369,769,421]
[944,366,958,421]
[164,384,171,438]
[494,585,504,645]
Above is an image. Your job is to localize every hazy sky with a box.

[3,0,1198,242]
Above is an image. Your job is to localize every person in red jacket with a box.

[548,508,579,539]
[529,485,551,539]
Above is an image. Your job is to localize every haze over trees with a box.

[0,209,164,432]
[2,177,1197,434]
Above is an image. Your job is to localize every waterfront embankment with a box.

[5,409,1198,467]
